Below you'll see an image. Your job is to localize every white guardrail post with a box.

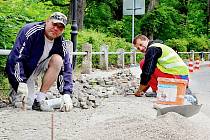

[191,50,195,62]
[100,44,109,70]
[130,48,136,65]
[117,48,125,69]
[81,43,92,74]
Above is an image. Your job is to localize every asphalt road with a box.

[189,63,210,117]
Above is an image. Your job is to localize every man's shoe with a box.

[32,99,54,112]
[145,92,157,97]
[184,94,198,105]
[32,99,41,111]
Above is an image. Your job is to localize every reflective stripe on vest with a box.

[159,52,176,62]
[149,43,189,75]
[164,62,187,68]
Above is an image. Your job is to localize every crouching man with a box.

[132,34,189,97]
[5,12,73,112]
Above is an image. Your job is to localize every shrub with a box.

[187,35,209,51]
[165,38,189,52]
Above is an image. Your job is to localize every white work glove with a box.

[17,82,28,110]
[17,82,28,95]
[60,94,73,112]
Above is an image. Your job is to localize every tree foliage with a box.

[0,0,209,51]
[139,5,185,40]
[84,1,114,32]
[83,0,209,50]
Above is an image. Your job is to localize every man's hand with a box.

[17,82,28,95]
[134,90,144,97]
[134,84,149,97]
[60,94,73,112]
[17,82,28,110]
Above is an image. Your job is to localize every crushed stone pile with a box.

[10,68,140,109]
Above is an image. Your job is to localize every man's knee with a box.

[48,54,63,69]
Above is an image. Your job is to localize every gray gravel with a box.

[1,65,210,140]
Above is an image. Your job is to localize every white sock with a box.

[36,92,46,102]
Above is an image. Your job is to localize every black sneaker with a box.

[32,99,54,112]
[145,92,157,97]
[32,99,41,111]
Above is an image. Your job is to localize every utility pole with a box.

[71,0,78,69]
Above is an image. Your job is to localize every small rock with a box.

[88,95,96,101]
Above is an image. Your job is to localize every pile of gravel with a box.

[6,68,140,109]
[50,69,140,109]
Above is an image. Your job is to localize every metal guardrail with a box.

[56,51,142,55]
[1,49,209,55]
[178,52,210,54]
[0,49,142,56]
[0,48,209,62]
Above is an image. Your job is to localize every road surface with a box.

[0,64,210,140]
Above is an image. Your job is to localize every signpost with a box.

[123,0,145,42]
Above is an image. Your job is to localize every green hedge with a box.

[165,36,209,51]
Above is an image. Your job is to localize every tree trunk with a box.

[77,0,86,30]
[209,0,210,22]
[146,0,159,39]
[147,0,159,12]
[68,0,86,30]
[67,1,72,24]
[208,0,210,34]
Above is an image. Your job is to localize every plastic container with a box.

[157,77,188,105]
